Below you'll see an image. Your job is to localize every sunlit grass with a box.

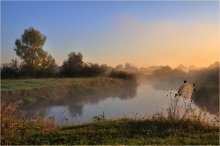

[1,77,120,91]
[1,77,126,106]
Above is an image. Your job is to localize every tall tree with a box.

[14,27,57,77]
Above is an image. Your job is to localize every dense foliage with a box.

[193,62,219,113]
[1,59,20,79]
[59,52,108,77]
[109,70,136,80]
[14,27,57,78]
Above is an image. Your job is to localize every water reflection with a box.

[20,78,218,124]
[21,81,138,118]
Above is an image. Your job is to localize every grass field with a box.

[1,77,129,106]
[13,118,220,145]
[1,77,120,91]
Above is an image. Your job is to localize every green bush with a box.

[109,70,136,80]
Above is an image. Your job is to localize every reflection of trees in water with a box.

[68,104,84,117]
[67,81,137,116]
[21,81,138,118]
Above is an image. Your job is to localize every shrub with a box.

[1,59,20,79]
[109,70,136,80]
[81,63,107,77]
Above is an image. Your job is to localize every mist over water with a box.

[16,62,218,125]
[20,70,218,125]
[146,62,219,114]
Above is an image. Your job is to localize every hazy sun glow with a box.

[1,1,219,68]
[87,17,219,67]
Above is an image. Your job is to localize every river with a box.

[21,80,218,125]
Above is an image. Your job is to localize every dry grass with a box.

[1,102,57,145]
[166,84,219,127]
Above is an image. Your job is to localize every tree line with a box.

[1,27,134,79]
[1,27,109,78]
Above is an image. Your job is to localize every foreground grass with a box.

[25,118,219,145]
[1,103,219,145]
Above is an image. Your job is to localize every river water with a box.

[22,80,218,125]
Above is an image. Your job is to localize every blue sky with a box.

[1,1,219,67]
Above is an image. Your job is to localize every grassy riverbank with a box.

[1,77,133,105]
[1,77,119,91]
[2,116,219,145]
[33,119,218,145]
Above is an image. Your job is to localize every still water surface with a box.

[22,81,217,125]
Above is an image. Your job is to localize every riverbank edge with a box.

[1,77,134,105]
